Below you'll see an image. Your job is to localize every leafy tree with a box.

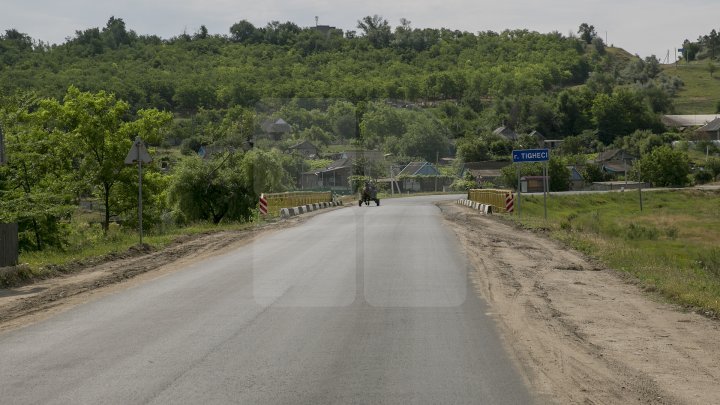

[591,89,660,144]
[634,145,690,187]
[241,149,293,196]
[327,101,357,141]
[359,102,404,147]
[456,136,490,162]
[397,114,450,162]
[169,153,254,224]
[46,86,172,231]
[0,95,75,250]
[357,15,392,48]
[578,23,596,44]
[230,20,261,43]
[582,163,607,183]
[102,16,134,49]
[548,157,570,191]
[705,158,720,180]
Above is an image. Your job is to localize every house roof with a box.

[602,161,632,173]
[397,161,439,176]
[261,118,292,133]
[529,130,545,140]
[467,169,503,179]
[492,126,519,141]
[662,115,720,127]
[596,149,635,163]
[698,117,720,132]
[288,140,318,150]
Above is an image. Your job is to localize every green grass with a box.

[508,189,720,315]
[3,220,263,288]
[662,62,720,114]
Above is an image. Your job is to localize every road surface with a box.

[0,195,533,404]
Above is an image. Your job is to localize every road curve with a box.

[0,195,534,404]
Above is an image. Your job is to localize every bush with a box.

[696,248,720,278]
[694,170,714,184]
[624,223,659,241]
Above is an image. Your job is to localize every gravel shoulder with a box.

[440,201,720,405]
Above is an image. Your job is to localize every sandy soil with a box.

[2,201,719,404]
[0,209,334,333]
[440,201,720,405]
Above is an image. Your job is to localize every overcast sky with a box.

[2,0,718,60]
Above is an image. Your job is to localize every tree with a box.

[169,153,254,224]
[0,95,75,250]
[705,158,720,181]
[102,16,134,49]
[578,23,596,44]
[456,136,490,162]
[230,20,260,43]
[357,15,392,48]
[591,89,660,144]
[48,86,172,231]
[548,157,570,191]
[634,145,690,187]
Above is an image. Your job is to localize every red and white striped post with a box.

[258,193,268,216]
[505,192,514,213]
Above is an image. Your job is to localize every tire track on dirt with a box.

[441,201,720,404]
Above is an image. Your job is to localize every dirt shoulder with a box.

[440,201,720,405]
[0,208,342,333]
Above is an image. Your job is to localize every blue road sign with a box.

[512,149,549,163]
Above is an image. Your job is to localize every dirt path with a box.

[440,201,720,405]
[0,209,337,333]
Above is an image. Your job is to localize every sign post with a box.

[125,137,152,245]
[512,149,550,220]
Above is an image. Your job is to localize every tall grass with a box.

[509,189,720,315]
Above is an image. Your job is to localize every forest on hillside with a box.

[0,16,708,254]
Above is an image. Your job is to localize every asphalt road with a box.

[0,195,533,404]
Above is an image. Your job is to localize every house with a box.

[543,139,564,150]
[529,130,545,147]
[395,162,449,192]
[287,140,319,158]
[662,115,720,129]
[397,161,440,176]
[302,150,385,190]
[520,176,548,193]
[197,145,232,159]
[459,161,511,185]
[595,149,636,176]
[567,165,585,190]
[697,117,720,141]
[260,118,292,141]
[492,126,519,142]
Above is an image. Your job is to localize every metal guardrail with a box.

[468,189,513,212]
[264,191,333,216]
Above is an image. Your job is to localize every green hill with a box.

[662,62,720,114]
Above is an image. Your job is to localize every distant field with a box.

[663,62,720,114]
[510,189,720,316]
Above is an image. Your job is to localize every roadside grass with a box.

[507,189,720,315]
[2,220,263,288]
[662,62,720,114]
